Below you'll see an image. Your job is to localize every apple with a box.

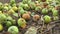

[8,5,12,10]
[0,2,3,10]
[6,21,12,27]
[33,14,40,21]
[52,8,58,16]
[12,3,16,7]
[12,6,18,11]
[8,9,15,14]
[44,15,51,24]
[35,6,41,11]
[42,8,48,14]
[3,6,9,10]
[19,2,24,8]
[6,16,13,21]
[0,24,3,31]
[4,3,9,7]
[18,18,27,28]
[23,4,30,10]
[0,14,7,23]
[10,0,16,6]
[29,2,36,10]
[0,11,2,14]
[22,14,30,20]
[8,26,19,34]
[22,0,31,4]
[20,9,27,15]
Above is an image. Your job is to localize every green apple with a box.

[42,8,48,14]
[3,6,9,10]
[0,14,7,23]
[19,2,24,8]
[0,24,3,31]
[10,0,15,3]
[37,0,41,3]
[6,21,12,27]
[46,0,52,4]
[18,18,27,28]
[29,2,36,9]
[8,26,19,34]
[52,8,58,16]
[18,7,23,10]
[48,6,54,11]
[0,2,3,10]
[11,20,16,25]
[8,9,15,14]
[22,0,28,4]
[4,3,9,7]
[0,11,2,14]
[0,2,2,6]
[20,9,27,15]
[44,15,51,24]
[12,6,18,11]
[35,6,41,11]
[10,0,16,6]
[8,5,12,10]
[12,3,16,7]
[22,0,31,4]
[6,16,16,25]
[23,4,30,10]
[6,16,13,21]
